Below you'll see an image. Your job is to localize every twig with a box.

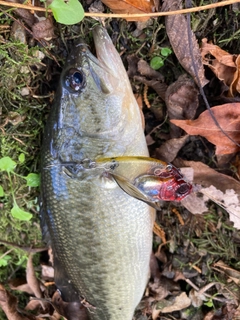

[0,0,239,15]
[0,239,47,253]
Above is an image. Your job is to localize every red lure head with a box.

[154,164,192,201]
[135,164,192,202]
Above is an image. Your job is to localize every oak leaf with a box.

[171,103,240,155]
[201,38,240,97]
[162,0,208,87]
[101,0,156,21]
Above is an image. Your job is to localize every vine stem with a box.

[0,0,239,15]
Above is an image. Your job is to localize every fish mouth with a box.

[92,26,124,78]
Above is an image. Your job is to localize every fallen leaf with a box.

[214,260,240,282]
[41,264,54,279]
[101,0,156,21]
[8,278,34,295]
[201,186,240,229]
[165,75,199,138]
[201,38,240,97]
[150,252,162,279]
[174,159,240,224]
[162,0,208,87]
[25,299,43,311]
[127,55,167,100]
[26,254,46,310]
[10,21,27,44]
[134,76,167,101]
[156,292,191,313]
[137,59,165,81]
[8,111,26,126]
[173,159,240,196]
[156,135,189,162]
[181,192,208,214]
[171,103,240,155]
[0,284,34,320]
[189,288,207,307]
[8,0,35,27]
[51,291,88,320]
[32,17,55,40]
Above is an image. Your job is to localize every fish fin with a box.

[39,195,51,246]
[112,173,162,210]
[54,255,80,303]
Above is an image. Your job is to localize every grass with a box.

[0,33,44,282]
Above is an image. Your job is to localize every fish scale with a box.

[40,26,155,320]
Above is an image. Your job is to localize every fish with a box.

[40,26,156,320]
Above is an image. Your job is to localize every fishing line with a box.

[185,0,240,148]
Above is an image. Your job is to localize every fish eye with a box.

[65,68,85,92]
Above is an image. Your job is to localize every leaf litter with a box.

[1,1,240,320]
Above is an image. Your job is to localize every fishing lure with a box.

[60,156,192,210]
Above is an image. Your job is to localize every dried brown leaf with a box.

[201,38,240,97]
[8,0,35,27]
[162,0,208,87]
[214,260,240,281]
[148,277,171,301]
[161,292,191,313]
[165,75,199,138]
[9,278,34,295]
[26,254,47,311]
[0,284,34,320]
[150,253,161,279]
[134,76,167,101]
[171,103,240,155]
[203,311,215,320]
[156,135,189,162]
[10,22,27,44]
[32,17,55,40]
[137,59,164,81]
[101,0,156,21]
[41,264,54,279]
[173,158,240,196]
[51,291,88,320]
[25,299,43,311]
[231,55,240,96]
[189,288,206,307]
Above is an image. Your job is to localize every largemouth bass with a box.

[40,26,155,319]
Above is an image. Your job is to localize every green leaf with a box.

[49,0,84,25]
[16,254,28,266]
[11,204,32,221]
[0,157,16,172]
[25,173,40,187]
[0,255,11,267]
[204,300,213,308]
[161,47,172,57]
[150,56,164,70]
[0,186,4,197]
[18,153,25,163]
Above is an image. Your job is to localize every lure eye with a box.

[65,68,85,92]
[176,182,191,196]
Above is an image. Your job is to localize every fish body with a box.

[40,27,155,320]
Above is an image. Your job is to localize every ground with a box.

[0,0,240,319]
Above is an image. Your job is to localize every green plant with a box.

[49,0,84,25]
[150,47,172,70]
[0,155,40,221]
